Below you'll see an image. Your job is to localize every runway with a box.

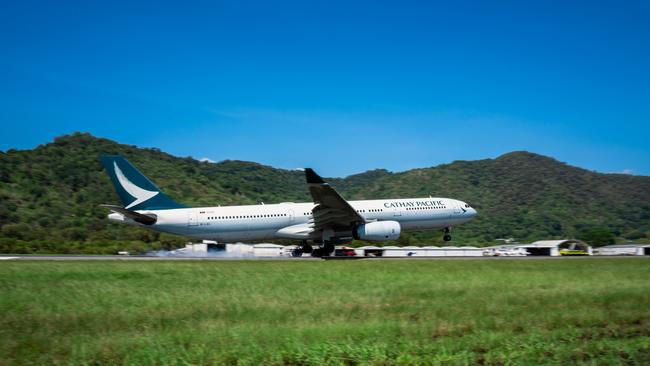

[0,255,317,261]
[1,255,646,261]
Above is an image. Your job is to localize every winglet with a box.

[305,168,325,184]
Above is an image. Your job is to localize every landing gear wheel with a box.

[443,227,452,241]
[310,242,334,258]
[323,243,335,256]
[295,241,312,256]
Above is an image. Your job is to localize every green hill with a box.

[1,132,649,253]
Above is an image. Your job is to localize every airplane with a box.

[100,155,477,257]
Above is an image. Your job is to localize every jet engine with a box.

[353,221,401,241]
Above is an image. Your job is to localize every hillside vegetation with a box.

[1,132,649,253]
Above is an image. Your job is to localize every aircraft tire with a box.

[323,243,335,256]
[311,248,323,257]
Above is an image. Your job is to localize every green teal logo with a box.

[113,162,159,209]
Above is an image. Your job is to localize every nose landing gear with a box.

[443,227,452,242]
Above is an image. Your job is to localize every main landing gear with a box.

[292,240,333,257]
[291,240,314,257]
[443,227,452,242]
[310,241,334,258]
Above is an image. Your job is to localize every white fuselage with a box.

[109,197,477,242]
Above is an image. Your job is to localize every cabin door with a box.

[188,210,199,226]
[452,201,462,215]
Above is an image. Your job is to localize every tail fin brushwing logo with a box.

[113,162,159,209]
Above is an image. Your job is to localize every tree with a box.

[623,230,646,240]
[578,228,616,247]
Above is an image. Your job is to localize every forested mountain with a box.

[1,132,649,253]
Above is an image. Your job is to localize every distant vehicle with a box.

[100,156,477,257]
[559,249,588,256]
[117,251,130,256]
[334,247,357,257]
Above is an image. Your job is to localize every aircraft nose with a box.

[459,201,477,217]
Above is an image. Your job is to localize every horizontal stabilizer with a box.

[101,204,157,225]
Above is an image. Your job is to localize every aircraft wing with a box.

[305,168,365,232]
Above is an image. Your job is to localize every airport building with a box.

[593,244,650,256]
[179,239,601,258]
[181,242,489,257]
[514,239,592,256]
[482,244,529,256]
[182,241,285,257]
[355,245,484,257]
[252,243,285,257]
[181,240,225,254]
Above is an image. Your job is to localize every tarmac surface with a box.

[1,255,647,261]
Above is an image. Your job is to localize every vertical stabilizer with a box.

[100,155,186,210]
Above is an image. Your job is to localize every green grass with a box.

[1,258,649,365]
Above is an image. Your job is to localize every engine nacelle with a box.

[354,221,401,241]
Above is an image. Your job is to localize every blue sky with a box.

[1,0,649,177]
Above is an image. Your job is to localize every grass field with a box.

[1,258,649,365]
